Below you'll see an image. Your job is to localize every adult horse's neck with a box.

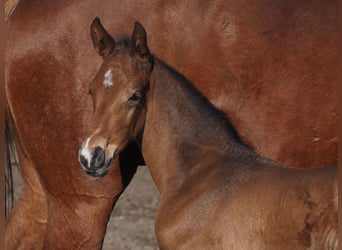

[141,58,252,193]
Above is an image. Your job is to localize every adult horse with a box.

[5,0,337,248]
[79,20,337,249]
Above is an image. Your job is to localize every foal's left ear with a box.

[132,22,150,60]
[90,17,116,59]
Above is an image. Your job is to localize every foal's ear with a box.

[90,17,116,58]
[132,22,150,60]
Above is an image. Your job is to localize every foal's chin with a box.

[80,142,126,178]
[83,157,113,178]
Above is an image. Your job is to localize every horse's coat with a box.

[80,20,338,250]
[6,0,337,248]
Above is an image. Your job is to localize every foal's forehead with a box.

[94,54,140,88]
[101,55,135,75]
[97,55,130,75]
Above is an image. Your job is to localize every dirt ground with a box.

[12,165,160,250]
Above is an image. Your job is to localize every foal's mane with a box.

[157,59,251,149]
[116,36,251,150]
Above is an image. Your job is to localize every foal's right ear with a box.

[90,17,116,59]
[132,22,150,60]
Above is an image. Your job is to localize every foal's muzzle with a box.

[78,146,112,177]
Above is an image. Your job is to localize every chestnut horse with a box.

[79,20,338,249]
[6,0,337,248]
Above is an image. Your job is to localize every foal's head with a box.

[78,18,153,177]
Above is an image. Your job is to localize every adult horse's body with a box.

[6,0,337,248]
[79,20,338,249]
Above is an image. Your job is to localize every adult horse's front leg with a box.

[43,195,115,249]
[5,144,116,250]
[42,143,139,249]
[5,162,118,250]
[5,147,48,249]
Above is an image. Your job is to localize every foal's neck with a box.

[141,59,251,193]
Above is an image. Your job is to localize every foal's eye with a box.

[88,89,92,96]
[128,91,142,104]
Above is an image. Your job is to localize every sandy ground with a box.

[12,165,160,250]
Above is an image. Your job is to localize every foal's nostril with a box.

[91,146,105,169]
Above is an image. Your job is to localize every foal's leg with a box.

[5,148,48,249]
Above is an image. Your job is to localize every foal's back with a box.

[219,161,337,250]
[156,153,337,250]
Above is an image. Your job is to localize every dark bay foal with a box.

[79,19,337,249]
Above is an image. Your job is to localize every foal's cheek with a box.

[126,108,137,122]
[133,109,147,137]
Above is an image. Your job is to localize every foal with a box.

[79,18,337,250]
